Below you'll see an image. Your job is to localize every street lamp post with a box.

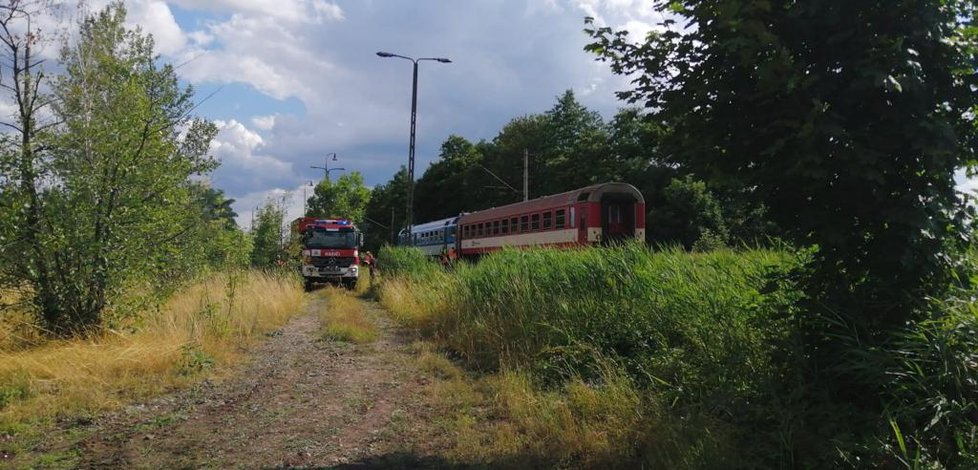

[311,152,346,182]
[376,51,451,231]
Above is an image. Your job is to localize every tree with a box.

[477,115,548,205]
[541,90,611,191]
[0,2,218,334]
[414,135,484,222]
[306,171,371,224]
[250,200,286,268]
[0,0,57,318]
[363,167,408,251]
[649,176,728,250]
[586,2,978,333]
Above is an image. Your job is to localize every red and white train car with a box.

[456,182,646,257]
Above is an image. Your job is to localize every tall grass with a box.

[0,270,305,425]
[378,243,978,467]
[378,244,804,467]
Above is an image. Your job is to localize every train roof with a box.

[409,215,460,233]
[458,182,644,224]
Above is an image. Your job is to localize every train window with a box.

[543,212,552,229]
[531,214,540,230]
[501,219,509,234]
[511,217,518,232]
[569,208,575,227]
[608,205,622,223]
[556,209,565,229]
[477,223,483,237]
[493,220,500,235]
[520,215,529,232]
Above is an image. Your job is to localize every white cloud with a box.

[177,14,336,102]
[232,183,311,230]
[126,1,186,55]
[170,0,344,24]
[209,119,296,195]
[252,114,277,131]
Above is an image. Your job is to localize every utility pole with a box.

[523,148,529,201]
[376,51,452,232]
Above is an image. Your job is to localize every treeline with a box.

[361,91,742,251]
[0,2,278,336]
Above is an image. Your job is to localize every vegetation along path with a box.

[74,290,454,468]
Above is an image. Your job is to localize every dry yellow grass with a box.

[377,277,454,333]
[318,287,377,343]
[0,288,44,351]
[0,270,306,423]
[411,341,648,467]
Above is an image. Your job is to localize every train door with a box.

[601,194,636,243]
[576,205,587,243]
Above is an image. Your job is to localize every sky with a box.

[66,0,662,228]
[24,1,978,228]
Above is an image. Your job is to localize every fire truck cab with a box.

[294,217,363,291]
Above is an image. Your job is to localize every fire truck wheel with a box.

[303,280,314,292]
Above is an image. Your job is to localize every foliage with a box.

[362,167,408,251]
[0,2,222,335]
[249,200,287,268]
[649,176,728,250]
[375,245,443,281]
[387,92,673,226]
[585,2,978,334]
[306,171,371,224]
[414,135,485,223]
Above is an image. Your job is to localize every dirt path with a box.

[74,292,458,469]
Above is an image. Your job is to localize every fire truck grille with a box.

[311,256,355,268]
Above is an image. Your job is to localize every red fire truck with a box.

[293,217,363,290]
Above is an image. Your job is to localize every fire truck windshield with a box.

[303,228,357,249]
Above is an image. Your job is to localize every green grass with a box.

[379,244,804,467]
[380,244,978,468]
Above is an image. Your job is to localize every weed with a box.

[0,372,31,410]
[177,343,214,376]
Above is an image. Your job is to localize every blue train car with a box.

[398,216,460,259]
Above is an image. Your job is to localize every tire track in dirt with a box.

[76,292,453,469]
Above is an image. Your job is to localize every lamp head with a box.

[435,58,452,63]
[376,51,395,58]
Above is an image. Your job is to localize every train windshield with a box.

[304,228,357,249]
